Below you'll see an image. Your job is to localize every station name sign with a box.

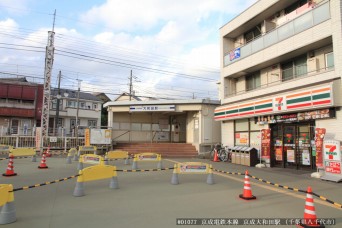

[129,105,175,112]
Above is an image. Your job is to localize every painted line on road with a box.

[164,159,341,211]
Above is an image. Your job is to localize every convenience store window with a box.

[234,118,260,147]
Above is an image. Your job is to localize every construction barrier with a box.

[66,148,78,163]
[0,145,12,155]
[132,152,162,169]
[0,184,16,225]
[9,147,37,162]
[73,165,118,197]
[171,162,214,185]
[78,146,97,157]
[77,154,105,170]
[105,150,130,165]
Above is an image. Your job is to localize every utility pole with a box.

[40,9,56,153]
[75,79,82,147]
[54,70,61,136]
[129,70,133,101]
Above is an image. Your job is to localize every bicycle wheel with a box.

[218,149,228,162]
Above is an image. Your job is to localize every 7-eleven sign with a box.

[273,96,286,112]
[324,140,341,161]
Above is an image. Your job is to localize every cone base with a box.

[297,222,325,228]
[239,194,256,200]
[38,166,48,169]
[2,173,17,177]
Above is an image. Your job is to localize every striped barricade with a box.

[9,148,37,162]
[132,152,162,169]
[105,150,130,165]
[77,154,105,170]
[0,145,12,155]
[73,165,118,197]
[171,162,214,185]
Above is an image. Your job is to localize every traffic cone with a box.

[239,170,256,200]
[297,186,325,228]
[38,153,48,169]
[2,155,17,177]
[213,149,220,162]
[45,146,51,157]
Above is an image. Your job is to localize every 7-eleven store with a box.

[215,84,340,170]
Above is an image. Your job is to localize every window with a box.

[281,55,307,81]
[51,99,62,110]
[325,52,334,70]
[80,102,85,109]
[88,120,97,128]
[67,101,77,108]
[246,72,261,91]
[244,24,262,43]
[93,103,98,110]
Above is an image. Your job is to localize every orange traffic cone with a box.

[239,170,256,200]
[2,155,17,177]
[213,149,220,162]
[38,152,49,169]
[297,186,325,228]
[46,146,51,157]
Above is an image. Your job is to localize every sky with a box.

[0,0,257,100]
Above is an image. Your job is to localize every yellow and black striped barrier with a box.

[116,167,174,172]
[12,175,80,192]
[213,168,342,209]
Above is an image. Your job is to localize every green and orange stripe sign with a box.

[215,86,332,121]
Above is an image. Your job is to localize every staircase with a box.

[113,143,198,158]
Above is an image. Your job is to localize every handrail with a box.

[112,130,130,141]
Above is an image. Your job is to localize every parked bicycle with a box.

[210,144,231,162]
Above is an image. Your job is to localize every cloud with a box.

[0,0,32,16]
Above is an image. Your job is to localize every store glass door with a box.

[283,125,296,168]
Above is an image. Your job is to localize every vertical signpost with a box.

[321,140,342,182]
[261,129,271,167]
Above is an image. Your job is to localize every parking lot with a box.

[0,156,341,227]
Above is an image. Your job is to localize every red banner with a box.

[315,128,326,168]
[261,129,271,159]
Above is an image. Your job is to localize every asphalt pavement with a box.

[0,155,341,228]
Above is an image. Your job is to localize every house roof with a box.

[51,88,102,102]
[0,77,40,86]
[104,98,220,108]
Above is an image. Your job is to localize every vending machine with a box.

[320,140,342,182]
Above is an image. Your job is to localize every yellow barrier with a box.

[132,152,163,169]
[0,145,13,155]
[0,184,16,224]
[9,148,36,157]
[66,148,78,163]
[78,146,97,156]
[171,162,214,185]
[77,154,105,170]
[105,150,130,165]
[73,165,119,197]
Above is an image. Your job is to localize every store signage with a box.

[261,129,270,159]
[130,105,175,112]
[229,48,240,61]
[256,109,334,125]
[287,150,295,163]
[315,128,326,168]
[322,140,342,181]
[214,86,332,121]
[325,161,341,174]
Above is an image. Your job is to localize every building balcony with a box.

[222,66,337,104]
[223,1,330,68]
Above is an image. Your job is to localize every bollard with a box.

[73,182,85,197]
[124,157,129,165]
[66,155,72,164]
[132,160,138,170]
[109,176,119,189]
[157,160,163,169]
[31,154,37,162]
[77,161,84,170]
[0,184,16,225]
[171,164,179,185]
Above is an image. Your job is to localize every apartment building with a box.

[215,0,341,170]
